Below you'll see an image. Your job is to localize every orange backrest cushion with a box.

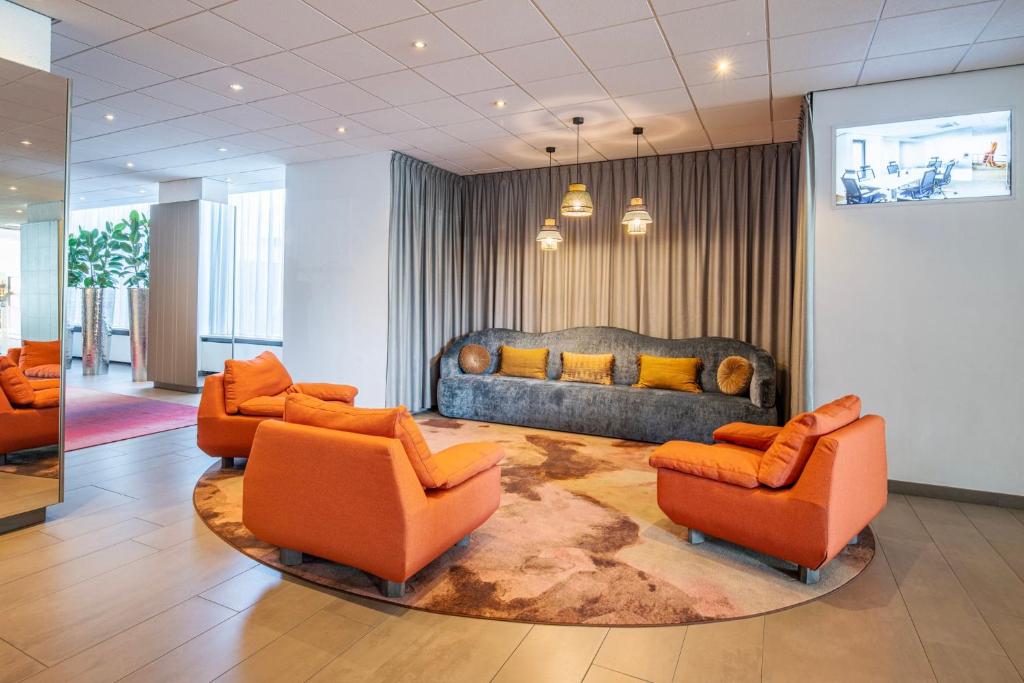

[712,422,782,451]
[0,356,36,406]
[222,351,293,415]
[24,364,61,379]
[5,347,21,365]
[283,395,445,489]
[757,395,862,488]
[19,340,60,369]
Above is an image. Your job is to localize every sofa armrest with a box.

[749,347,776,409]
[198,373,228,420]
[289,382,358,404]
[712,422,781,451]
[433,442,505,489]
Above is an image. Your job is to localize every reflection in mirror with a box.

[0,56,68,531]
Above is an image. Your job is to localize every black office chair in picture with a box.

[899,168,937,200]
[887,161,900,175]
[842,175,886,204]
[935,160,955,196]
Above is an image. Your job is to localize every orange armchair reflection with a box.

[650,395,887,584]
[197,351,358,466]
[243,395,504,597]
[0,352,61,461]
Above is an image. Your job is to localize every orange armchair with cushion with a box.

[197,351,358,466]
[0,356,60,461]
[243,395,504,597]
[8,341,62,379]
[650,395,887,584]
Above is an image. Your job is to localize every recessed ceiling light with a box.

[104,113,115,121]
[412,40,426,49]
[716,59,730,73]
[226,178,233,183]
[494,100,506,108]
[15,209,23,214]
[79,196,86,200]
[229,83,244,91]
[7,186,16,191]
[336,126,346,134]
[126,161,134,168]
[138,189,146,194]
[218,147,228,152]
[19,140,31,146]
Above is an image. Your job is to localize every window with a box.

[835,111,1012,205]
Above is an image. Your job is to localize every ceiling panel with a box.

[533,0,653,35]
[869,2,1000,58]
[185,68,287,103]
[354,70,449,105]
[103,33,225,79]
[304,0,428,32]
[154,12,281,64]
[771,22,875,72]
[770,61,863,97]
[485,38,586,83]
[400,97,485,126]
[417,55,513,95]
[236,52,342,91]
[301,83,390,115]
[594,58,684,98]
[958,37,1024,71]
[676,41,768,86]
[81,0,204,29]
[566,19,671,71]
[689,74,769,108]
[768,0,883,37]
[978,0,1024,42]
[212,0,349,49]
[294,35,405,80]
[615,88,694,118]
[140,80,239,112]
[660,0,767,55]
[860,45,967,84]
[438,0,558,52]
[251,94,337,123]
[360,15,477,67]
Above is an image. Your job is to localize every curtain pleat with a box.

[387,144,805,415]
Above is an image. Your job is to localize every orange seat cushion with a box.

[758,394,862,488]
[0,356,36,406]
[223,351,293,415]
[31,387,60,409]
[286,382,357,404]
[713,422,782,451]
[28,378,61,391]
[433,442,505,489]
[650,441,762,489]
[24,364,61,379]
[283,394,446,489]
[19,340,60,369]
[238,394,287,417]
[498,346,549,379]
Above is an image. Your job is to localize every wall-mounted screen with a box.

[834,111,1011,205]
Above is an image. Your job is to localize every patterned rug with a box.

[194,416,875,626]
[0,448,59,478]
[66,388,198,451]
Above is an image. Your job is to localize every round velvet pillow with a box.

[459,344,491,374]
[717,355,753,396]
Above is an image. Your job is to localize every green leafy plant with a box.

[66,222,127,288]
[112,210,150,288]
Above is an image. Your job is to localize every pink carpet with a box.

[65,388,198,451]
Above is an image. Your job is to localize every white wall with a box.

[813,66,1024,496]
[283,152,391,407]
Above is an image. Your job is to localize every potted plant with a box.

[112,211,149,382]
[66,223,125,375]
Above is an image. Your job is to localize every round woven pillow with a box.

[717,355,753,396]
[459,344,491,374]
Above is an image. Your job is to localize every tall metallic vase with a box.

[128,287,149,382]
[81,287,114,375]
[63,286,76,369]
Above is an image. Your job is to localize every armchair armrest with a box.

[433,442,505,489]
[712,422,782,451]
[288,382,358,404]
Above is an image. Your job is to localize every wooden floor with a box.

[0,372,1022,681]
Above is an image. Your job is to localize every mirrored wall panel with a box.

[0,56,69,531]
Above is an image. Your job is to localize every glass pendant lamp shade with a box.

[536,218,563,251]
[622,126,652,235]
[561,116,594,217]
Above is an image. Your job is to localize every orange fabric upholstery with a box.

[19,340,60,369]
[28,378,60,391]
[238,394,287,417]
[0,357,60,455]
[24,364,61,379]
[713,422,783,451]
[651,406,887,571]
[222,351,293,415]
[243,420,502,584]
[758,395,861,488]
[287,382,358,403]
[31,388,61,409]
[649,441,762,489]
[433,442,505,489]
[5,347,21,365]
[0,357,35,406]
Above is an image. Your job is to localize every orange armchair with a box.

[0,356,60,461]
[243,404,503,597]
[650,396,887,584]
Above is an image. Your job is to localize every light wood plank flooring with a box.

[2,399,1023,680]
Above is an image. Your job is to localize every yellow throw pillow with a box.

[634,355,702,393]
[560,352,614,385]
[498,346,549,379]
[717,355,753,396]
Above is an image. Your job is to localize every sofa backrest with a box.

[440,327,776,407]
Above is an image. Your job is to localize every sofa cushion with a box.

[758,395,862,488]
[28,378,61,391]
[634,355,702,393]
[650,441,762,488]
[5,347,20,365]
[223,351,293,415]
[717,356,753,396]
[0,356,35,406]
[31,387,60,409]
[498,346,548,379]
[24,364,60,379]
[286,382,357,404]
[19,340,60,369]
[560,352,613,385]
[283,394,446,489]
[713,422,782,451]
[238,394,287,417]
[433,442,505,489]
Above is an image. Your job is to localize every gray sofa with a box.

[437,327,779,444]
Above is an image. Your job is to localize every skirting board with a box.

[0,507,46,535]
[889,480,1024,509]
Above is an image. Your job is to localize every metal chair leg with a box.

[849,534,860,545]
[221,457,234,469]
[380,580,406,598]
[455,534,471,548]
[799,566,820,585]
[688,528,705,544]
[279,547,302,566]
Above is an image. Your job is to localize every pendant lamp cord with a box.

[575,123,580,181]
[635,133,639,195]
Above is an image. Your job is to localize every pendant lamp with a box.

[622,126,652,235]
[536,146,563,251]
[560,116,593,217]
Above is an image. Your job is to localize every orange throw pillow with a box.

[0,356,36,406]
[283,395,445,489]
[757,395,862,488]
[223,351,293,415]
[713,422,783,451]
[286,382,358,404]
[19,340,60,369]
[24,364,61,379]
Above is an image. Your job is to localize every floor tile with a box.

[594,625,686,683]
[493,624,608,683]
[674,617,762,683]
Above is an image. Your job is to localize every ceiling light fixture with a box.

[536,146,563,252]
[218,147,228,152]
[622,126,652,236]
[494,99,506,108]
[412,40,426,49]
[7,186,16,191]
[126,161,134,168]
[229,83,244,91]
[561,116,593,217]
[104,113,115,121]
[15,209,23,214]
[336,126,346,133]
[19,140,31,146]
[717,59,730,73]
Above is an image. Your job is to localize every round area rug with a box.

[194,416,875,626]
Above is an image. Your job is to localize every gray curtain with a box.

[388,144,803,414]
[791,95,815,416]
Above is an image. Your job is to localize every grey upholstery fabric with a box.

[438,327,779,444]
